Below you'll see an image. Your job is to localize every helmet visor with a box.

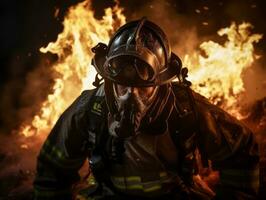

[104,56,156,86]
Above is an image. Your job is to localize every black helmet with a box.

[92,18,182,87]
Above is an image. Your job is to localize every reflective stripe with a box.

[87,174,97,185]
[111,172,172,192]
[142,181,162,192]
[143,185,161,192]
[40,139,84,169]
[126,176,141,182]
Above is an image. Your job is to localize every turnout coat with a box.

[33,83,259,200]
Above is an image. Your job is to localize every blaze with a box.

[184,22,262,118]
[19,0,262,137]
[19,0,125,137]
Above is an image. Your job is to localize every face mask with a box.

[108,84,158,139]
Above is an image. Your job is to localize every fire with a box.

[184,22,262,118]
[19,0,125,137]
[19,0,262,137]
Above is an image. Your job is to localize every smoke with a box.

[0,133,47,198]
[122,0,202,58]
[0,55,57,196]
[0,56,56,135]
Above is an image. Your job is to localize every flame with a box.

[19,0,263,137]
[184,22,262,118]
[19,0,126,137]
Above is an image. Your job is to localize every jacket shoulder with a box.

[63,85,105,116]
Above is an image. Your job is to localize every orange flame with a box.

[19,0,262,137]
[20,0,125,137]
[184,22,262,118]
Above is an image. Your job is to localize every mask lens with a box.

[106,56,155,82]
[134,59,155,81]
[107,59,122,76]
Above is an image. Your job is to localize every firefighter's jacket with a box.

[33,83,259,200]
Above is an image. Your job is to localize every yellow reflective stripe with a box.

[87,174,96,185]
[143,185,161,192]
[111,179,161,192]
[127,185,143,190]
[111,172,171,193]
[40,139,84,168]
[126,176,141,182]
[142,180,163,192]
[159,172,172,182]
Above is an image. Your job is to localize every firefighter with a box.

[33,18,260,200]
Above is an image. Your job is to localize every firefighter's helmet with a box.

[92,18,182,87]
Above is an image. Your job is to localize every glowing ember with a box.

[19,0,125,137]
[184,22,262,118]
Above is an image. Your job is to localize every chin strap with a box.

[93,73,104,88]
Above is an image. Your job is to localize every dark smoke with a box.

[0,56,57,135]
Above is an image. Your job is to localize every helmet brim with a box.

[92,45,181,87]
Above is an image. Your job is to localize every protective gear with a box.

[34,85,259,200]
[92,18,182,139]
[108,85,158,138]
[92,18,182,87]
[34,19,260,200]
[33,84,260,200]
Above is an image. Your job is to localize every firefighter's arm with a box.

[194,92,260,199]
[34,90,94,200]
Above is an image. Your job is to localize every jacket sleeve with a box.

[193,92,260,199]
[33,90,95,200]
